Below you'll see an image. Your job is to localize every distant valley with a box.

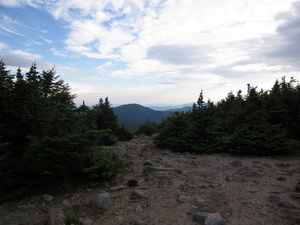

[113,103,192,132]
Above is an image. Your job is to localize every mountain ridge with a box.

[113,103,192,132]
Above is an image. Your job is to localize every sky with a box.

[0,0,299,107]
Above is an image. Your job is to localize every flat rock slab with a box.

[143,166,182,173]
[132,189,150,198]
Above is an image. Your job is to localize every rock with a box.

[132,189,150,199]
[185,182,196,188]
[131,219,148,225]
[177,195,189,203]
[193,212,210,222]
[62,199,71,207]
[135,205,144,212]
[210,183,221,188]
[204,213,227,225]
[296,183,300,193]
[92,193,112,210]
[268,195,290,207]
[260,211,268,216]
[48,208,64,225]
[143,165,182,173]
[196,196,205,203]
[82,219,93,225]
[43,194,54,202]
[109,185,127,191]
[127,179,139,187]
[251,166,264,172]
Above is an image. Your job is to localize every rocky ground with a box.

[0,135,300,225]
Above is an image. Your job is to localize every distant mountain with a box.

[166,106,192,112]
[113,104,171,132]
[147,103,193,111]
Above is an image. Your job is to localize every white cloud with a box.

[2,0,300,104]
[50,47,68,57]
[0,42,7,50]
[0,0,41,7]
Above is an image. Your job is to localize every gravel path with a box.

[0,135,299,225]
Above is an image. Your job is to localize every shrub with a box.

[135,120,158,136]
[115,125,134,141]
[64,210,78,225]
[83,148,124,181]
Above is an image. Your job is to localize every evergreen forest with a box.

[1,59,299,203]
[154,78,300,155]
[0,60,132,202]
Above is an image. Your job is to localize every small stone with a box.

[62,199,71,206]
[132,189,150,198]
[193,212,209,222]
[177,195,189,203]
[260,212,268,216]
[204,213,226,225]
[82,219,93,225]
[210,183,221,188]
[135,205,143,212]
[196,196,205,203]
[43,194,54,202]
[109,185,126,191]
[128,179,139,187]
[48,208,64,225]
[92,193,112,210]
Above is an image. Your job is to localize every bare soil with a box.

[0,135,299,225]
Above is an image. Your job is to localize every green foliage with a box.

[0,61,127,202]
[83,129,118,146]
[115,125,134,141]
[135,120,158,136]
[155,77,300,156]
[24,134,90,178]
[83,148,124,181]
[64,210,78,225]
[155,111,193,151]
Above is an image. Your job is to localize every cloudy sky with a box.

[0,0,299,106]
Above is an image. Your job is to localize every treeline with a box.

[153,77,300,155]
[0,60,132,202]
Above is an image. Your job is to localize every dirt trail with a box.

[0,135,299,225]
